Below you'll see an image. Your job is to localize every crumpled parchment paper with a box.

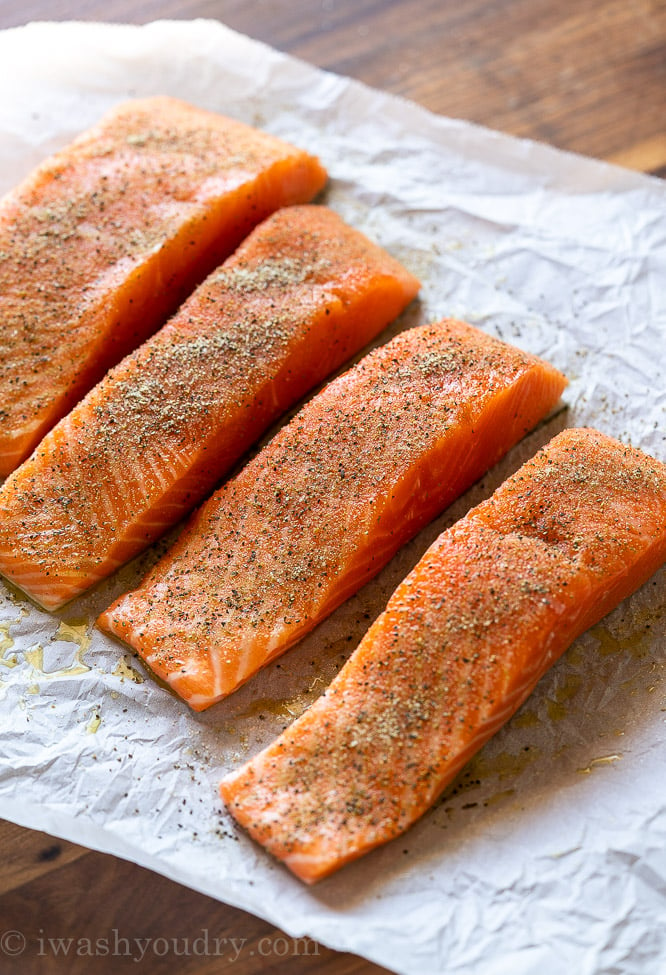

[0,19,664,975]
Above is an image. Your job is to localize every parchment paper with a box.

[0,19,665,975]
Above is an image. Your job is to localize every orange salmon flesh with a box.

[0,95,327,476]
[0,205,419,609]
[99,319,567,710]
[220,427,666,883]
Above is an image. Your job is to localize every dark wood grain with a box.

[0,822,88,897]
[0,0,663,169]
[0,828,388,974]
[0,2,664,974]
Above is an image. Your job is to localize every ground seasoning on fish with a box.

[0,95,327,474]
[0,205,419,609]
[100,318,566,710]
[220,427,666,883]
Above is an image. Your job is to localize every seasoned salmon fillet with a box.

[99,319,566,709]
[221,429,666,883]
[220,428,666,883]
[0,205,419,610]
[0,96,327,475]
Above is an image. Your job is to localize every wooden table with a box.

[0,2,663,973]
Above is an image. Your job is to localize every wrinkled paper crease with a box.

[0,19,664,975]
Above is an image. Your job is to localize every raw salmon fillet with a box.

[99,319,567,710]
[220,428,666,883]
[0,95,327,476]
[0,205,419,610]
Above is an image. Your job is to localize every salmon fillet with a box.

[0,95,327,476]
[99,319,567,710]
[220,428,666,883]
[0,205,419,610]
